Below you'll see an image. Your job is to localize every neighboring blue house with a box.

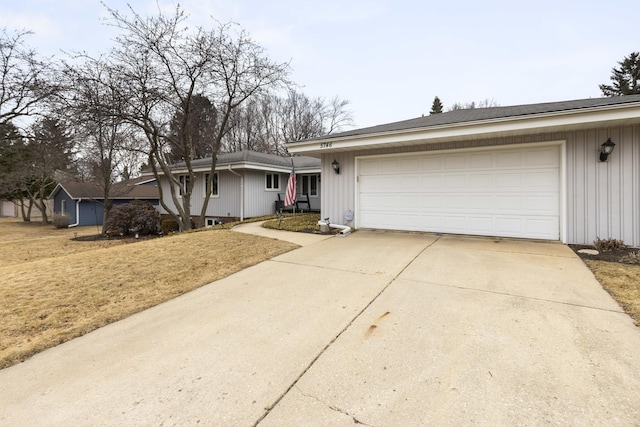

[49,177,159,227]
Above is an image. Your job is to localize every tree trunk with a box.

[39,198,49,223]
[20,197,31,222]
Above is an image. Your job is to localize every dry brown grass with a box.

[0,218,297,369]
[584,260,640,325]
[0,219,125,267]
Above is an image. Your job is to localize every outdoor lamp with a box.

[332,159,340,174]
[600,138,616,162]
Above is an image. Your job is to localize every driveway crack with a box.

[253,236,439,426]
[295,386,377,427]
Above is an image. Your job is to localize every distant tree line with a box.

[0,5,352,230]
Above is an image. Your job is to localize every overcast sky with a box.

[1,0,637,129]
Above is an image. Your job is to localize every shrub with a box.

[621,251,640,264]
[52,214,69,229]
[594,237,628,252]
[104,201,160,236]
[161,218,180,235]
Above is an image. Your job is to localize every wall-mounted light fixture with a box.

[600,138,616,162]
[332,159,340,174]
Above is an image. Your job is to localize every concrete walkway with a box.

[231,220,332,246]
[1,230,639,426]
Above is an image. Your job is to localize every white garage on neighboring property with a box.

[287,95,640,245]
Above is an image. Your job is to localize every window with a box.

[265,173,280,190]
[178,175,190,196]
[205,218,221,227]
[61,199,67,215]
[302,175,318,197]
[205,173,219,197]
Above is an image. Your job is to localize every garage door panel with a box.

[421,156,443,171]
[419,174,443,188]
[444,174,468,189]
[443,195,468,210]
[468,195,494,210]
[523,218,559,238]
[468,216,494,233]
[470,173,494,188]
[495,172,523,187]
[444,155,467,169]
[442,215,468,232]
[495,151,523,167]
[522,195,559,213]
[525,148,560,167]
[358,146,561,240]
[469,153,494,168]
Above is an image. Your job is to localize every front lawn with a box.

[583,260,640,325]
[0,219,297,369]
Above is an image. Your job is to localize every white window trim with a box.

[265,172,281,191]
[204,172,220,198]
[178,174,190,198]
[61,199,67,215]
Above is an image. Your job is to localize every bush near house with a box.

[52,214,69,229]
[104,201,160,236]
[161,217,180,235]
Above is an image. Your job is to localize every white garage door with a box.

[357,145,560,240]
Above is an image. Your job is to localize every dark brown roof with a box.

[52,178,158,200]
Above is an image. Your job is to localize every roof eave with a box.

[287,103,640,154]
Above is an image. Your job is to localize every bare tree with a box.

[99,5,290,231]
[0,28,57,126]
[61,55,144,232]
[448,98,499,111]
[221,89,353,155]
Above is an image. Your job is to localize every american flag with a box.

[284,168,296,206]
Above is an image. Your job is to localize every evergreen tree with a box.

[600,52,640,96]
[430,96,443,114]
[0,122,28,201]
[25,118,75,222]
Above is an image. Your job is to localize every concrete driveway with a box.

[1,230,639,426]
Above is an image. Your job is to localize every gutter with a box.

[227,165,244,221]
[288,102,640,154]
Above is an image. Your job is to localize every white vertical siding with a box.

[159,171,242,218]
[566,125,640,246]
[320,152,356,225]
[243,170,283,217]
[321,124,640,245]
[212,172,242,217]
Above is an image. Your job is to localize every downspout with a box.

[318,217,351,237]
[227,165,244,221]
[68,198,81,228]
